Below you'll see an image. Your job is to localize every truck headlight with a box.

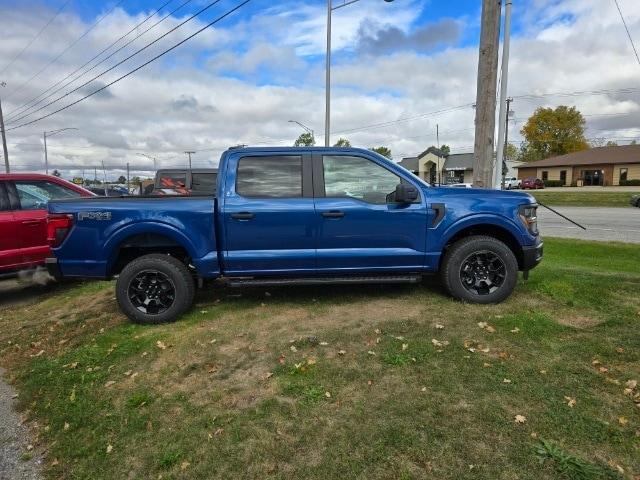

[519,205,538,236]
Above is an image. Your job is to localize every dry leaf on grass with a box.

[104,381,116,388]
[564,396,577,408]
[514,415,527,424]
[618,416,628,426]
[435,324,445,330]
[181,461,190,470]
[106,444,113,454]
[156,341,167,350]
[625,380,637,390]
[503,378,512,384]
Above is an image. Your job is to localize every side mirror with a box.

[393,183,419,204]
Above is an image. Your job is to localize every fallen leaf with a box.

[26,444,33,451]
[104,381,116,388]
[618,416,628,426]
[124,370,132,376]
[367,350,376,356]
[63,422,70,431]
[624,388,633,396]
[402,343,409,351]
[598,366,609,374]
[435,324,445,329]
[320,341,329,346]
[214,428,224,436]
[564,396,577,408]
[106,444,113,454]
[307,358,317,365]
[338,350,346,355]
[477,322,487,329]
[325,391,331,398]
[51,458,59,466]
[289,345,297,353]
[264,372,274,380]
[510,327,520,333]
[539,370,547,375]
[514,415,527,424]
[483,362,491,368]
[592,359,601,366]
[209,339,217,344]
[156,341,167,350]
[181,461,190,470]
[374,329,381,334]
[615,347,625,353]
[503,378,512,384]
[485,326,496,333]
[367,380,373,386]
[625,380,637,390]
[421,387,427,392]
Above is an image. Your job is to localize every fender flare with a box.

[437,213,525,251]
[102,221,199,271]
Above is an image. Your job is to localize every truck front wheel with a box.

[116,254,195,324]
[441,235,518,304]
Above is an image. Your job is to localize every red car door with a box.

[0,182,23,271]
[12,179,83,267]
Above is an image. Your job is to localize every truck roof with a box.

[224,146,385,156]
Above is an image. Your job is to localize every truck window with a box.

[158,173,187,189]
[323,155,402,204]
[236,156,302,198]
[191,173,217,194]
[14,180,82,210]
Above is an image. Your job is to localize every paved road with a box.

[0,369,42,480]
[538,206,640,243]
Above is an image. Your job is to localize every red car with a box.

[0,173,93,277]
[521,177,545,190]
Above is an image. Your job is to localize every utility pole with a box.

[126,162,130,193]
[494,0,513,190]
[184,151,195,171]
[500,97,514,189]
[0,82,9,173]
[436,123,441,186]
[472,0,502,188]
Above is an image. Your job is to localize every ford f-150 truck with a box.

[46,147,542,324]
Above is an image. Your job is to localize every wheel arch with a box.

[439,217,525,269]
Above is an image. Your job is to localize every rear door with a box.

[313,153,428,273]
[0,182,21,271]
[12,179,83,266]
[221,153,315,275]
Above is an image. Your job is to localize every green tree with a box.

[334,138,351,147]
[504,143,519,162]
[605,141,618,147]
[117,175,127,184]
[131,176,142,184]
[52,169,61,177]
[631,140,637,145]
[440,144,450,156]
[294,132,315,147]
[519,106,589,161]
[370,146,392,159]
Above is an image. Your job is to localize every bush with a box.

[543,180,565,187]
[620,179,640,186]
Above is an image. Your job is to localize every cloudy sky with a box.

[0,0,639,179]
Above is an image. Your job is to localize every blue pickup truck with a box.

[46,147,542,324]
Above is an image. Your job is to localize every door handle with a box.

[321,211,345,218]
[231,212,255,220]
[21,220,41,226]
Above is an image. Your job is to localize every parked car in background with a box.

[86,185,129,197]
[631,195,640,208]
[0,173,93,277]
[504,177,521,189]
[150,168,218,196]
[521,177,544,190]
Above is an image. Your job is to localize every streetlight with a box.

[44,127,78,174]
[288,120,315,143]
[325,0,394,147]
[137,152,157,171]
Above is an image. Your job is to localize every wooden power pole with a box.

[473,0,502,188]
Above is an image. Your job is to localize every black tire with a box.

[116,254,195,324]
[441,235,518,304]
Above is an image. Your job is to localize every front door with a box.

[314,154,428,273]
[222,154,316,275]
[0,182,21,271]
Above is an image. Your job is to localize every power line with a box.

[0,0,73,75]
[6,0,223,127]
[5,0,189,122]
[612,0,640,67]
[4,0,126,102]
[5,0,253,132]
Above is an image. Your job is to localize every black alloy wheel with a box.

[459,250,506,296]
[128,270,176,315]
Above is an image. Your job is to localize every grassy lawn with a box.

[1,238,639,480]
[530,190,639,207]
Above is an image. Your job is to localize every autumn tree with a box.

[334,138,351,147]
[294,132,315,147]
[519,106,589,162]
[504,143,519,162]
[370,146,392,159]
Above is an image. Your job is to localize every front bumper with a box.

[521,239,543,271]
[45,258,62,280]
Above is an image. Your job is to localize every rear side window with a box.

[191,173,217,194]
[157,173,187,189]
[0,183,9,211]
[15,180,82,210]
[236,156,302,198]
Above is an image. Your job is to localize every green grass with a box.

[530,190,639,207]
[0,238,639,479]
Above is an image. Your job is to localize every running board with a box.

[225,274,422,288]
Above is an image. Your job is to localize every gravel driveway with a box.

[0,372,43,480]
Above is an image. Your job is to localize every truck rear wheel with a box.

[441,235,518,304]
[116,254,195,324]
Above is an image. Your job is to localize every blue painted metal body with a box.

[48,147,539,279]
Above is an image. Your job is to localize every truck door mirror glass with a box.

[393,183,419,204]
